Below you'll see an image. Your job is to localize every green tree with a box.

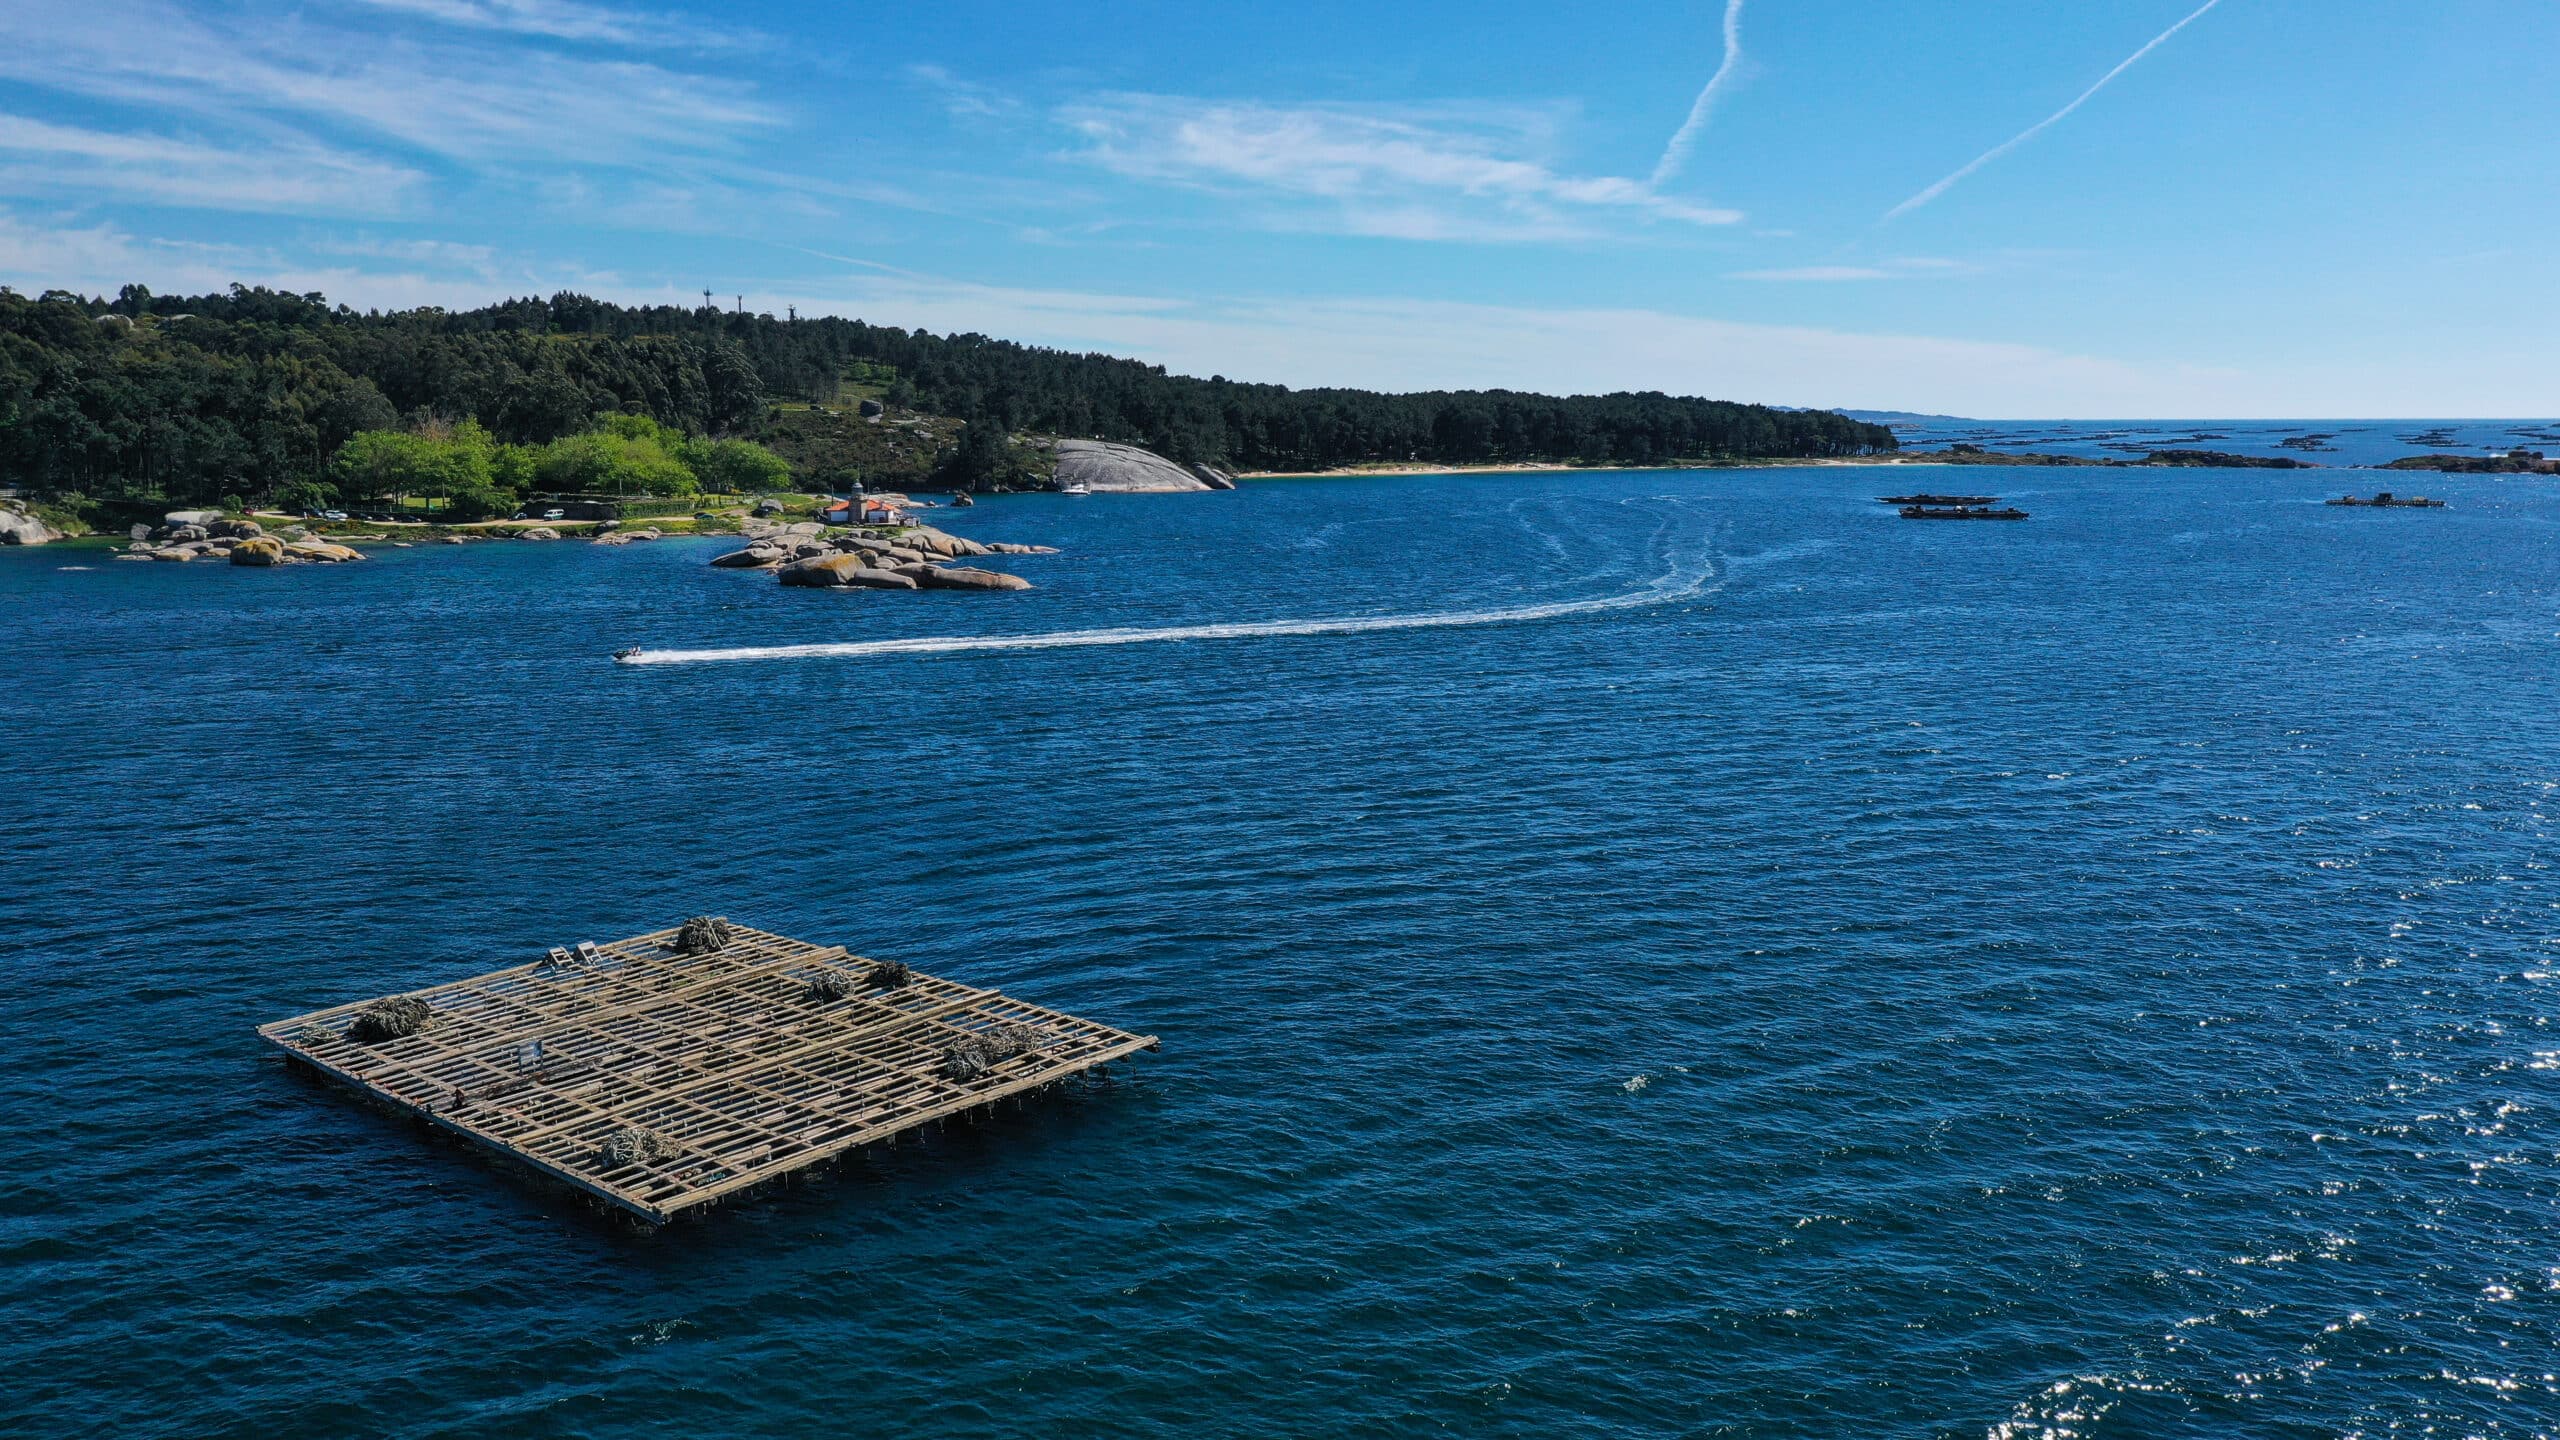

[680,436,791,494]
[932,415,1013,492]
[490,442,537,495]
[331,420,496,510]
[533,418,696,496]
[275,476,337,513]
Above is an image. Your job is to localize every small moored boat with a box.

[1900,505,2028,520]
[1879,494,1996,506]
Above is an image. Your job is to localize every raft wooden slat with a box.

[258,923,1158,1224]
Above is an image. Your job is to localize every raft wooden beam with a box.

[258,922,1158,1224]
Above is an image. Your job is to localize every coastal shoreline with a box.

[1229,457,2028,479]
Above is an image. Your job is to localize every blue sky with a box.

[1,0,2552,416]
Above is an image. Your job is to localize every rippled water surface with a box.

[6,466,2560,1438]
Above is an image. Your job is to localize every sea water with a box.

[4,464,2558,1437]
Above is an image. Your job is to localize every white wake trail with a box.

[622,562,1718,667]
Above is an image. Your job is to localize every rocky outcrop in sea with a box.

[711,517,1051,591]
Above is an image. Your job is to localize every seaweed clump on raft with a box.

[802,969,859,1003]
[866,959,912,990]
[595,1125,678,1168]
[939,1023,1048,1082]
[673,915,735,955]
[345,996,435,1044]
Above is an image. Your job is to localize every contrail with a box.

[1883,0,2227,221]
[1650,0,1748,188]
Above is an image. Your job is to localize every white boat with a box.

[1061,482,1091,496]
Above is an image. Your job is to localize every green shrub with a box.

[31,492,95,536]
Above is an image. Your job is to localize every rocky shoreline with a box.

[120,511,367,564]
[27,487,1069,593]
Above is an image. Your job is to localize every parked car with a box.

[541,508,566,521]
[320,508,348,521]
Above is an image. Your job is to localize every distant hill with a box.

[1832,409,1975,424]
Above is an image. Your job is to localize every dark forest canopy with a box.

[0,283,1895,506]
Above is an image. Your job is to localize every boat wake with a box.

[622,496,1724,667]
[624,560,1719,667]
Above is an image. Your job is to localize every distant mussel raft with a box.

[2327,492,2445,508]
[1879,494,2029,521]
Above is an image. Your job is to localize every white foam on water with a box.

[623,555,1720,667]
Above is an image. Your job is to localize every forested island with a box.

[0,284,1894,525]
[2381,451,2560,475]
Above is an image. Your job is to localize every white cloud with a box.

[0,211,620,307]
[1731,265,1894,282]
[749,270,2544,419]
[1730,257,1975,282]
[334,0,754,49]
[0,0,779,167]
[1060,94,1740,242]
[909,63,1019,120]
[307,234,500,269]
[756,270,2244,416]
[0,113,422,214]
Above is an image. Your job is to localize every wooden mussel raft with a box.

[1878,494,1997,506]
[258,920,1158,1224]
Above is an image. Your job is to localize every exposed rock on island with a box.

[0,500,63,546]
[1049,439,1236,492]
[719,512,1052,593]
